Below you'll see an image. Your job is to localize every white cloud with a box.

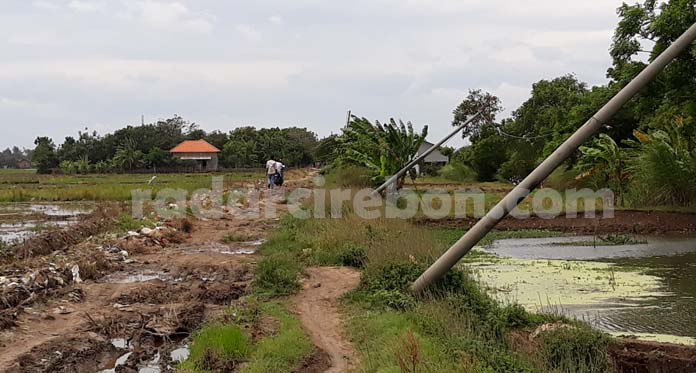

[0,59,303,91]
[0,96,58,115]
[32,0,59,11]
[67,0,106,13]
[235,25,261,42]
[268,15,284,25]
[121,0,214,33]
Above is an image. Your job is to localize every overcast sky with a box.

[0,0,626,150]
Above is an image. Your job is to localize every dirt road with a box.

[294,267,361,373]
[0,168,358,372]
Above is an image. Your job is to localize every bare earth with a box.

[294,267,361,373]
[0,168,363,373]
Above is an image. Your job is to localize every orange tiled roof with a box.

[170,140,221,153]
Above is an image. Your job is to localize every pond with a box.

[0,203,92,245]
[469,235,696,344]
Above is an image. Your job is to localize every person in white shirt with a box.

[266,159,277,189]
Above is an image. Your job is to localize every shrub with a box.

[438,162,477,182]
[324,165,373,188]
[254,254,301,296]
[628,125,696,206]
[539,327,610,373]
[182,324,252,371]
[367,290,417,311]
[338,244,367,268]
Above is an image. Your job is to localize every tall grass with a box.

[259,212,613,372]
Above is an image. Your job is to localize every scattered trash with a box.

[71,265,81,284]
[53,306,74,315]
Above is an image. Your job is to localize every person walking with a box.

[274,159,285,187]
[266,159,277,189]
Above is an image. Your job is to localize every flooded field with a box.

[470,235,696,344]
[0,203,93,245]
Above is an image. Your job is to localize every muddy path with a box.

[294,267,361,373]
[418,210,696,235]
[0,168,320,372]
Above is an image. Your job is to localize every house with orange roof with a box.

[170,139,221,171]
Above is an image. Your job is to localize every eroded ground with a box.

[0,170,317,372]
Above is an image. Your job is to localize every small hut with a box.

[170,140,221,171]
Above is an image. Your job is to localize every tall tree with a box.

[31,137,58,174]
[452,89,503,138]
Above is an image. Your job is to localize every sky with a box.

[0,0,627,150]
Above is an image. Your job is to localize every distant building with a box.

[170,140,221,171]
[17,159,32,169]
[414,141,449,175]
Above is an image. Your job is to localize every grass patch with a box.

[253,253,302,296]
[0,171,262,202]
[180,324,252,372]
[242,302,314,373]
[116,214,156,232]
[539,326,611,373]
[258,212,617,372]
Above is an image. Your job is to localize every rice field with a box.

[0,170,264,202]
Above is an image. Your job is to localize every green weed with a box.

[242,302,314,373]
[253,253,302,296]
[180,324,252,372]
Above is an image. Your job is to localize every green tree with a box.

[339,116,428,188]
[31,137,58,174]
[144,147,168,169]
[452,89,503,138]
[609,0,696,130]
[221,139,257,168]
[112,138,144,171]
[576,134,629,205]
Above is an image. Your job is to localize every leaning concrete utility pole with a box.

[411,22,696,293]
[373,112,482,196]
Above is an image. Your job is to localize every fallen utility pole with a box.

[373,112,482,196]
[410,22,696,293]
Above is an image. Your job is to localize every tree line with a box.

[449,0,696,206]
[30,116,327,174]
[0,147,32,169]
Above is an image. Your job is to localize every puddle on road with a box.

[179,240,263,255]
[468,235,696,344]
[103,271,170,284]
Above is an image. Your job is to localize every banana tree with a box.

[339,116,428,189]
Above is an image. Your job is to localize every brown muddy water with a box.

[471,235,696,344]
[0,203,92,245]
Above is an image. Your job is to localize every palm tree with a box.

[112,138,143,172]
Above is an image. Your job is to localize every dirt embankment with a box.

[419,210,696,235]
